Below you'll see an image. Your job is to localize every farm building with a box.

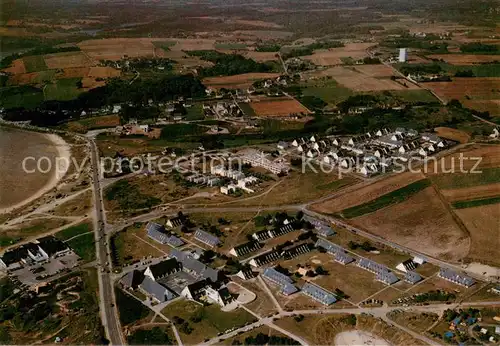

[229,241,262,257]
[438,268,475,287]
[262,267,298,296]
[301,282,337,305]
[194,229,220,248]
[404,271,422,284]
[249,250,281,267]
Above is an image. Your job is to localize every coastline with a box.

[0,132,72,215]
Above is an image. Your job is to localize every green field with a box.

[301,79,354,105]
[44,78,83,101]
[389,89,440,103]
[56,223,92,241]
[339,179,432,219]
[215,43,247,50]
[162,300,257,344]
[23,55,48,72]
[452,196,500,209]
[184,104,205,121]
[431,167,500,189]
[66,233,95,262]
[444,63,500,77]
[115,287,150,326]
[0,86,44,109]
[31,70,56,84]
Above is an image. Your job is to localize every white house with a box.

[221,184,237,195]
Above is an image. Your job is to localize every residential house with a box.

[194,229,220,248]
[438,268,475,287]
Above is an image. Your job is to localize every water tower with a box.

[398,48,408,63]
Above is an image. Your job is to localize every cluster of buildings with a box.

[438,268,475,288]
[281,128,449,176]
[239,149,290,175]
[203,102,243,118]
[0,236,73,271]
[121,248,231,306]
[210,165,260,195]
[260,266,337,305]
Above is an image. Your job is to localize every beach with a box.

[0,127,71,214]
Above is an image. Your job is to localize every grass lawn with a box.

[301,79,354,105]
[184,104,205,121]
[115,287,151,326]
[161,300,257,344]
[0,86,44,109]
[452,195,500,209]
[56,223,92,241]
[66,233,95,262]
[110,226,163,267]
[44,78,83,101]
[339,179,431,219]
[430,167,500,189]
[215,43,248,50]
[23,55,47,72]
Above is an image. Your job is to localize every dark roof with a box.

[252,250,281,266]
[217,286,233,305]
[170,249,221,282]
[269,224,294,238]
[1,246,29,266]
[37,236,69,256]
[185,279,209,297]
[233,241,262,256]
[282,243,314,260]
[252,230,271,241]
[121,270,145,289]
[148,259,182,279]
[194,229,220,247]
[139,277,176,303]
[402,259,417,271]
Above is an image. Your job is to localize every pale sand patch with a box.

[335,331,391,346]
[0,134,71,214]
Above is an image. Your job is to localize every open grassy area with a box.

[22,55,47,72]
[0,86,44,109]
[338,179,431,219]
[115,287,151,326]
[300,78,353,105]
[389,89,439,103]
[110,225,164,267]
[44,77,83,101]
[161,300,257,344]
[452,195,500,209]
[430,167,500,189]
[66,233,95,262]
[55,222,92,241]
[387,311,439,333]
[184,104,205,121]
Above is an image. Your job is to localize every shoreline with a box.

[0,132,72,215]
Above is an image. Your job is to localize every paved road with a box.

[88,137,124,345]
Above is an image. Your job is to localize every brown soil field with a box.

[233,19,283,29]
[434,127,471,143]
[441,183,500,202]
[88,66,121,78]
[462,100,500,116]
[154,38,216,51]
[310,171,425,214]
[250,98,312,117]
[425,144,500,174]
[244,51,279,62]
[7,72,40,85]
[232,30,294,40]
[425,78,500,101]
[2,58,26,74]
[302,43,375,66]
[427,54,500,65]
[78,38,157,61]
[203,72,280,90]
[57,67,90,79]
[456,204,500,267]
[81,77,106,89]
[320,66,420,91]
[351,187,470,262]
[44,51,94,69]
[352,64,397,77]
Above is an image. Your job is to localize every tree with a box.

[296,210,304,220]
[315,266,327,275]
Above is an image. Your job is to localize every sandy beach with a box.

[0,131,71,215]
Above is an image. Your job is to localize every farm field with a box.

[430,167,500,190]
[434,127,471,143]
[65,114,121,132]
[44,51,94,69]
[203,72,280,90]
[462,100,500,117]
[425,144,500,174]
[310,171,425,214]
[316,66,420,91]
[440,183,500,202]
[78,38,157,61]
[300,78,354,105]
[452,196,500,209]
[44,78,83,101]
[0,85,44,109]
[351,187,469,262]
[249,97,312,117]
[23,55,47,72]
[426,54,500,65]
[244,51,279,62]
[2,58,26,74]
[351,64,397,77]
[302,43,375,66]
